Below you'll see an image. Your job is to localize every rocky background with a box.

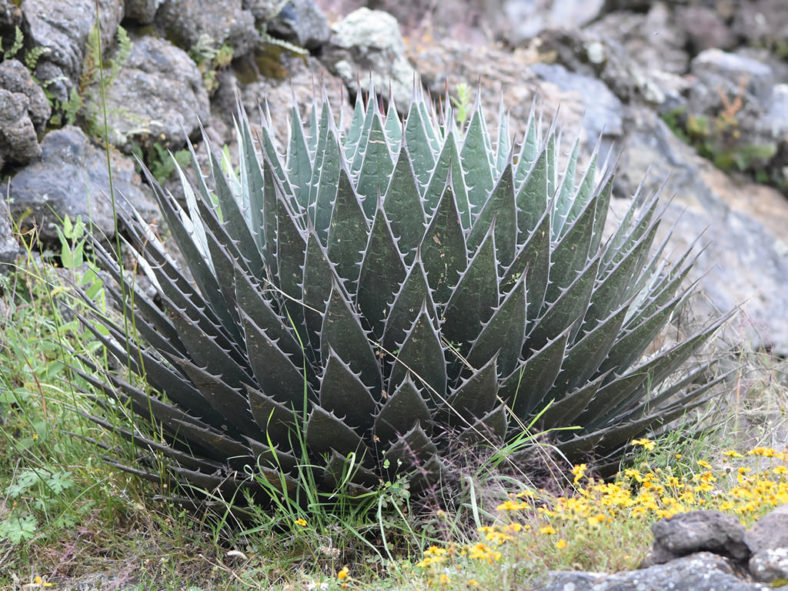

[0,0,786,357]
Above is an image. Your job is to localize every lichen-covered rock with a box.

[21,0,123,103]
[0,89,41,168]
[321,8,416,109]
[266,0,330,50]
[749,547,788,584]
[496,0,605,45]
[644,510,750,565]
[534,552,769,591]
[0,59,50,133]
[158,0,258,58]
[84,36,210,153]
[7,127,157,243]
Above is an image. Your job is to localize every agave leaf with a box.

[350,91,376,175]
[562,147,599,233]
[356,105,395,218]
[206,144,266,276]
[246,437,299,472]
[237,109,266,252]
[404,94,436,187]
[504,208,550,320]
[545,191,597,304]
[384,98,402,148]
[327,164,369,287]
[261,156,280,276]
[442,223,498,346]
[357,205,407,338]
[460,405,507,444]
[495,99,511,177]
[246,384,299,447]
[602,190,660,270]
[313,123,342,244]
[418,91,443,155]
[588,174,613,257]
[550,138,579,237]
[374,374,430,443]
[515,146,549,240]
[323,450,378,491]
[302,231,335,349]
[536,372,608,431]
[321,279,383,396]
[172,357,262,438]
[499,329,569,420]
[344,92,366,159]
[389,302,447,404]
[513,104,540,188]
[382,253,436,355]
[551,302,630,395]
[275,194,308,312]
[306,406,369,458]
[320,347,376,430]
[461,98,495,215]
[423,125,470,226]
[446,356,498,422]
[384,424,438,474]
[420,177,468,305]
[384,139,426,260]
[233,266,304,363]
[467,158,517,268]
[546,129,557,200]
[527,257,600,351]
[467,274,526,377]
[286,104,313,208]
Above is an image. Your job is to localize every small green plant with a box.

[451,83,473,126]
[131,142,192,183]
[2,25,23,60]
[189,35,234,94]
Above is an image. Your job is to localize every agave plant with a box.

[79,86,725,504]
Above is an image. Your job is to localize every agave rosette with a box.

[80,86,725,502]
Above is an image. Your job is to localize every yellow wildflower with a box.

[337,566,349,580]
[539,525,556,535]
[294,518,307,526]
[631,438,655,451]
[555,539,568,549]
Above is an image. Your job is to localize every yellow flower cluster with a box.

[413,444,787,584]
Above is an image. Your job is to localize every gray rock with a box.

[750,547,788,584]
[321,8,417,110]
[645,510,749,565]
[244,0,280,21]
[0,200,19,274]
[0,89,41,168]
[530,63,623,142]
[745,504,788,555]
[616,107,788,353]
[0,59,50,133]
[22,0,123,103]
[732,0,788,50]
[7,127,157,243]
[534,552,769,591]
[677,5,736,54]
[690,49,774,110]
[267,0,330,50]
[158,0,258,58]
[497,0,605,45]
[84,36,210,153]
[124,0,163,24]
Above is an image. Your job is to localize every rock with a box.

[534,552,769,591]
[0,59,50,133]
[0,200,19,274]
[321,8,417,109]
[689,49,774,110]
[6,127,157,243]
[84,36,210,153]
[21,0,123,103]
[530,62,623,143]
[267,0,330,50]
[0,0,23,44]
[124,0,163,24]
[745,505,788,555]
[676,5,735,54]
[586,3,689,75]
[644,510,750,565]
[244,0,280,21]
[158,0,258,58]
[0,89,41,168]
[497,0,606,45]
[749,547,788,584]
[732,0,788,51]
[617,107,788,353]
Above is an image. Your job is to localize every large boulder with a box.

[124,0,164,24]
[0,59,50,133]
[21,0,123,103]
[266,0,330,50]
[84,36,210,153]
[6,127,157,243]
[321,8,417,109]
[0,88,41,169]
